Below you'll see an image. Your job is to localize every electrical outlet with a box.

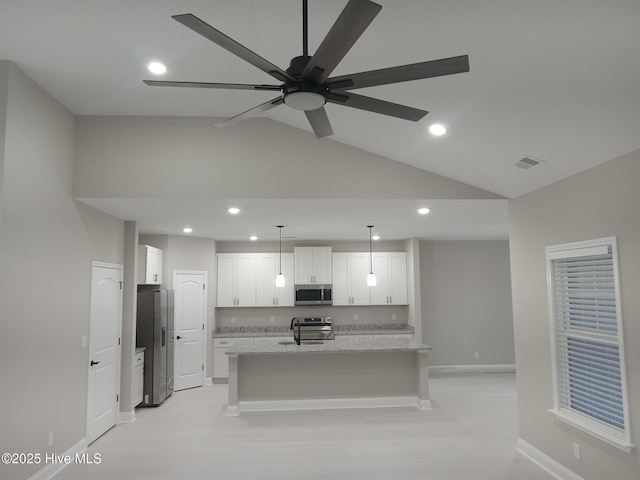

[270,316,275,323]
[48,432,54,447]
[353,314,358,322]
[231,317,236,324]
[474,352,480,359]
[573,442,580,459]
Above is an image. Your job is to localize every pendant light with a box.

[275,226,285,287]
[367,225,377,287]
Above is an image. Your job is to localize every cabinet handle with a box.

[389,296,392,304]
[154,274,158,281]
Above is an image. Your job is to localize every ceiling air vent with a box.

[514,157,544,170]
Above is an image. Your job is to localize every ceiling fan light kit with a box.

[144,0,469,138]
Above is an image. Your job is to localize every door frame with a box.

[87,261,123,444]
[172,270,209,388]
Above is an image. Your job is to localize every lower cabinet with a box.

[133,348,145,407]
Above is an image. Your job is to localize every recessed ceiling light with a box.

[182,227,193,233]
[249,235,258,241]
[418,208,430,215]
[228,207,240,215]
[147,62,167,75]
[372,235,380,241]
[428,124,447,136]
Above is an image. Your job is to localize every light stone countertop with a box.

[225,337,431,356]
[214,324,414,338]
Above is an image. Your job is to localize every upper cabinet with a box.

[294,247,332,284]
[332,252,371,305]
[255,253,294,307]
[216,253,257,307]
[138,245,163,285]
[370,252,408,305]
[217,253,294,307]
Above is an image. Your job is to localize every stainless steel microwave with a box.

[294,284,333,306]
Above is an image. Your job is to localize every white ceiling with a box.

[2,0,639,242]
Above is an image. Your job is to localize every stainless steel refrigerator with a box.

[136,288,174,406]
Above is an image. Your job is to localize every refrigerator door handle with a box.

[162,326,166,347]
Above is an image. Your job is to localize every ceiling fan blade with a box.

[172,14,295,83]
[302,0,382,83]
[327,92,427,122]
[327,55,470,90]
[143,80,282,91]
[305,107,334,138]
[214,97,284,128]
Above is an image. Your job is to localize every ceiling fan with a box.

[144,0,469,138]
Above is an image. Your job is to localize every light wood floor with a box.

[56,373,555,480]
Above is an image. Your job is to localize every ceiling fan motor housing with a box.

[283,55,328,110]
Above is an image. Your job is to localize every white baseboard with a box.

[429,364,516,374]
[29,438,87,480]
[516,438,584,480]
[118,410,136,423]
[227,395,431,416]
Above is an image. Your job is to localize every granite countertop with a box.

[225,337,431,356]
[214,324,414,338]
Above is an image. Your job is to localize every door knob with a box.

[90,360,100,366]
[177,335,183,340]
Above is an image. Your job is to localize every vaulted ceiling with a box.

[2,1,639,241]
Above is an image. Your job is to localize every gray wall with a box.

[140,234,218,378]
[509,151,640,480]
[420,240,514,367]
[0,62,124,479]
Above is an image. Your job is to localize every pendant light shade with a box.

[367,225,377,287]
[276,226,285,287]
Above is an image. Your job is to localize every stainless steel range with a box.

[290,317,334,345]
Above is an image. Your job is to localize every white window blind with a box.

[546,237,633,451]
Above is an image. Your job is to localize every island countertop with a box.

[225,337,431,356]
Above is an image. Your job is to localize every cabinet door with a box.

[216,254,237,307]
[312,247,332,284]
[388,253,408,304]
[275,253,295,306]
[331,253,350,305]
[294,247,314,283]
[149,247,163,284]
[294,247,332,284]
[256,253,277,306]
[138,245,163,285]
[349,253,371,305]
[370,253,390,305]
[235,254,257,306]
[213,347,230,379]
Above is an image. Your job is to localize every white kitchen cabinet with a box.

[370,252,408,305]
[332,252,370,305]
[133,348,145,407]
[216,254,257,307]
[137,245,163,285]
[255,253,294,306]
[212,337,237,381]
[294,247,332,284]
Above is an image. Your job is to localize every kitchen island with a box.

[225,338,432,416]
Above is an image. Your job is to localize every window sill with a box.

[549,408,635,453]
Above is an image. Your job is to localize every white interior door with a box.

[87,262,122,444]
[173,271,206,391]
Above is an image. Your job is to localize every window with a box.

[546,237,633,451]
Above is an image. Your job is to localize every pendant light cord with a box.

[368,225,374,274]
